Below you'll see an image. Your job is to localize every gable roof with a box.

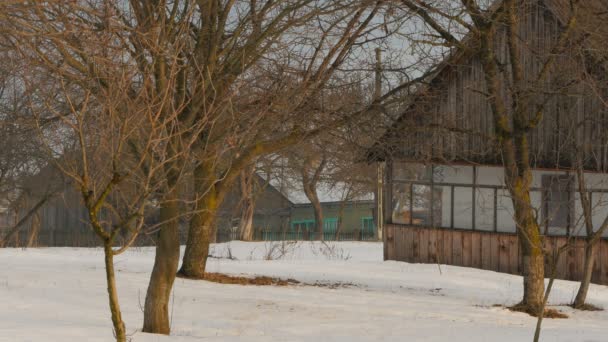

[368,0,608,169]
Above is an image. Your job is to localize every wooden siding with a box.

[384,224,608,285]
[373,0,608,171]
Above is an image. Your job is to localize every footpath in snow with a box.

[1,241,607,341]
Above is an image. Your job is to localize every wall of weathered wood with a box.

[373,0,608,171]
[384,224,608,285]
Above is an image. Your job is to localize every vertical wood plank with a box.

[412,227,420,263]
[556,237,569,280]
[384,225,393,260]
[574,238,586,281]
[490,233,499,271]
[498,235,510,274]
[481,233,492,270]
[452,231,463,266]
[419,228,429,263]
[471,232,482,268]
[508,235,519,275]
[393,227,402,261]
[462,231,472,267]
[404,227,414,262]
[592,240,602,284]
[543,236,554,275]
[428,229,438,263]
[601,241,608,285]
[385,226,608,286]
[443,229,453,265]
[566,238,577,281]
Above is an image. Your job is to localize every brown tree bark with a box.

[143,186,180,334]
[573,242,597,308]
[238,169,255,241]
[402,0,579,315]
[306,188,324,241]
[26,212,40,248]
[179,162,219,278]
[572,160,608,308]
[0,194,52,248]
[239,202,255,241]
[504,137,545,312]
[302,156,327,241]
[103,242,127,342]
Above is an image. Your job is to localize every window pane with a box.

[453,187,472,229]
[439,186,452,228]
[475,188,494,231]
[434,165,473,184]
[393,163,432,182]
[592,192,608,237]
[496,189,516,233]
[412,185,442,226]
[412,184,431,225]
[323,218,338,233]
[542,175,573,233]
[392,183,412,224]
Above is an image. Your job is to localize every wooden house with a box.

[2,167,375,246]
[368,0,608,284]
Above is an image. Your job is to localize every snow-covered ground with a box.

[1,241,607,341]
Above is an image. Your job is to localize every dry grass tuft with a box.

[507,304,569,319]
[570,303,604,311]
[184,272,301,286]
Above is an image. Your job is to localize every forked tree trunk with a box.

[180,203,216,278]
[143,187,180,334]
[103,242,127,342]
[179,163,219,278]
[573,242,598,308]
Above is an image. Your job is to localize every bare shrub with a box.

[263,240,299,261]
[310,241,352,261]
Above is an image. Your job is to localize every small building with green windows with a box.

[216,174,378,241]
[287,200,377,241]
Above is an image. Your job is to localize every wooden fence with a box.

[384,224,608,285]
[255,230,377,242]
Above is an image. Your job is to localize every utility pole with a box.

[374,48,384,241]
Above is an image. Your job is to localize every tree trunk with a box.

[239,169,255,241]
[143,187,180,334]
[103,242,127,342]
[303,180,324,241]
[507,164,545,312]
[239,201,254,241]
[0,194,52,248]
[179,163,219,278]
[26,213,40,248]
[573,241,597,308]
[311,197,324,241]
[521,248,545,311]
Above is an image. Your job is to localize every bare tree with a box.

[399,0,581,314]
[177,0,389,279]
[3,2,195,338]
[571,157,608,308]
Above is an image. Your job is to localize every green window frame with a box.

[361,216,375,234]
[291,219,315,231]
[323,218,338,234]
